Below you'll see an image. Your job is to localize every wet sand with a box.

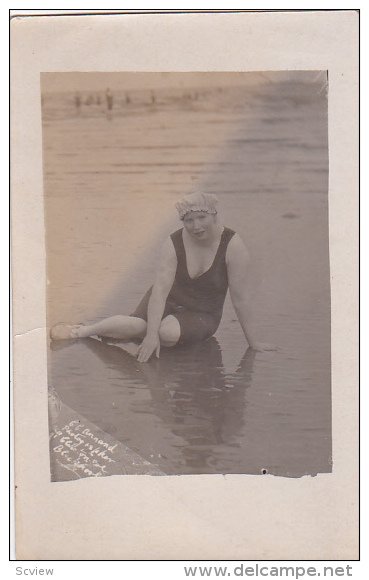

[43,75,331,477]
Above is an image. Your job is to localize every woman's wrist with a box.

[145,329,160,340]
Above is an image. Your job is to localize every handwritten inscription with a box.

[50,420,120,478]
[49,398,165,480]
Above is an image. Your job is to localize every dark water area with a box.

[43,76,331,477]
[50,335,329,477]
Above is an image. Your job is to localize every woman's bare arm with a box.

[227,234,276,351]
[137,238,177,362]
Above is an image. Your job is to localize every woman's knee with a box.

[159,316,180,346]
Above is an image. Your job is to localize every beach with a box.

[43,73,331,477]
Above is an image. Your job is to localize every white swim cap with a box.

[175,192,218,220]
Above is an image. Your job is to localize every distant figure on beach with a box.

[105,88,113,111]
[151,91,156,105]
[50,192,276,362]
[74,92,81,113]
[125,92,131,104]
[85,95,94,106]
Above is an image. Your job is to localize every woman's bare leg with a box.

[76,315,147,340]
[50,316,147,341]
[50,315,181,361]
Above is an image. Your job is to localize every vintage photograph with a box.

[42,71,331,481]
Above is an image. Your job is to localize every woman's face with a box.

[182,211,217,241]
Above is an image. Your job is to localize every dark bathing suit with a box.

[130,226,236,345]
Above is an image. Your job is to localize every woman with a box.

[50,192,276,362]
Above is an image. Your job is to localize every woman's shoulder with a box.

[170,228,183,241]
[159,235,178,262]
[225,231,250,263]
[223,225,236,238]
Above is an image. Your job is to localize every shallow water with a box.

[43,76,331,477]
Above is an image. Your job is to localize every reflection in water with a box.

[75,338,256,474]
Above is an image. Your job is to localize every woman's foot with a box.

[50,323,83,341]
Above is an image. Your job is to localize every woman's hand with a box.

[137,334,161,363]
[249,341,278,352]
